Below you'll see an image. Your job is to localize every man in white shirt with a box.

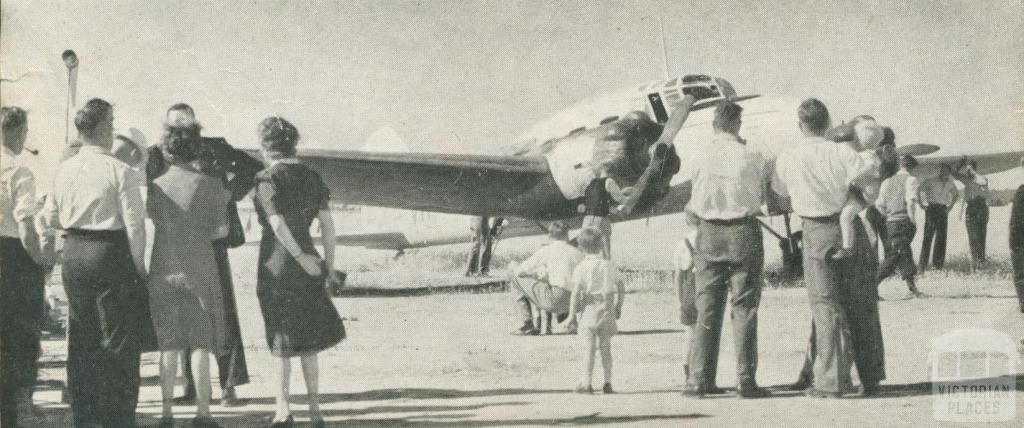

[956,160,990,265]
[876,154,923,296]
[510,221,584,335]
[42,98,150,427]
[918,165,959,270]
[1,106,50,428]
[678,101,772,399]
[772,98,870,398]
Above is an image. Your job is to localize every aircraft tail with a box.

[362,126,409,153]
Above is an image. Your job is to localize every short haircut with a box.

[161,126,202,163]
[826,123,856,143]
[576,228,604,255]
[1,106,27,132]
[547,221,569,240]
[900,154,918,171]
[852,114,876,123]
[798,98,830,134]
[879,127,895,146]
[258,116,300,157]
[712,101,743,131]
[74,98,113,137]
[167,103,194,116]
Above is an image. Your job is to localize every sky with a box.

[2,0,1022,186]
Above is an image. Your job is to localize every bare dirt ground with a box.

[30,272,1024,427]
[26,206,1023,426]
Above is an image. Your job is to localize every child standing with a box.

[568,228,625,394]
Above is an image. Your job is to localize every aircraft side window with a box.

[568,126,586,136]
[599,116,619,125]
[681,85,721,101]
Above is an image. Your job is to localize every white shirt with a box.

[875,170,920,220]
[920,176,959,206]
[0,145,38,238]
[772,136,875,217]
[678,133,772,220]
[572,254,620,295]
[516,239,584,289]
[45,145,145,231]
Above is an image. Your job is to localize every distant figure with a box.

[876,154,923,297]
[567,228,625,394]
[253,117,345,427]
[918,165,959,270]
[1,106,50,428]
[678,100,772,399]
[509,221,583,335]
[956,159,989,266]
[149,104,261,407]
[43,99,150,426]
[148,128,232,428]
[466,216,503,276]
[773,98,874,398]
[1010,157,1024,313]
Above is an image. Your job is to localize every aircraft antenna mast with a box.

[658,15,670,80]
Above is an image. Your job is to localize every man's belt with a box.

[800,213,840,223]
[702,216,755,226]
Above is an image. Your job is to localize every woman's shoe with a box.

[268,415,294,428]
[602,383,614,394]
[574,384,594,394]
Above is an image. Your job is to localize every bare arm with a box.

[318,210,336,273]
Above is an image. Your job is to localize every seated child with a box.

[568,228,625,394]
[829,117,883,259]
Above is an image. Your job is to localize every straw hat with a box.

[113,127,149,168]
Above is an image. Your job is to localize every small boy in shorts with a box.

[568,228,625,394]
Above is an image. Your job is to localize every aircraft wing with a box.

[243,149,552,217]
[915,150,1024,179]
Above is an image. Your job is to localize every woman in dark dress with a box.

[253,117,343,428]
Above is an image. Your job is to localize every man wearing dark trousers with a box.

[679,101,771,399]
[957,160,990,266]
[148,104,263,406]
[877,154,923,298]
[919,165,959,270]
[773,99,875,398]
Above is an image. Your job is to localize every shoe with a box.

[542,326,553,335]
[602,383,614,394]
[706,384,726,395]
[173,392,196,406]
[830,248,854,260]
[575,384,594,394]
[804,387,842,399]
[220,388,244,407]
[158,416,175,428]
[512,327,539,336]
[191,416,223,428]
[268,415,294,428]
[556,312,570,323]
[789,374,812,391]
[737,382,771,399]
[860,383,880,397]
[681,384,705,399]
[310,417,326,428]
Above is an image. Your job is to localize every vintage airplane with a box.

[250,74,1023,273]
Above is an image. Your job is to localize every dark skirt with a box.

[0,237,44,387]
[257,235,345,357]
[62,229,150,427]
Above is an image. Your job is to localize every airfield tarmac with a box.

[28,206,1024,427]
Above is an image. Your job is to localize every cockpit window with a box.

[681,74,712,84]
[681,85,721,101]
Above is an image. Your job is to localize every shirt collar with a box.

[270,157,301,167]
[896,170,910,176]
[584,254,604,260]
[1,145,15,159]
